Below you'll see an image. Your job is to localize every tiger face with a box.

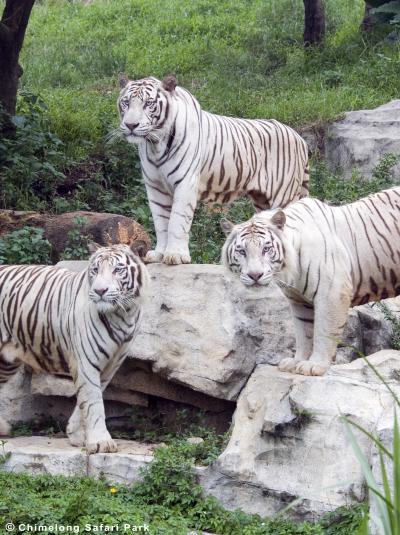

[221,211,286,287]
[87,244,148,313]
[118,74,177,143]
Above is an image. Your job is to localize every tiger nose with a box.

[248,272,263,282]
[124,122,139,132]
[94,287,108,296]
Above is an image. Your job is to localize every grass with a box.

[0,436,366,535]
[0,0,397,264]
[19,0,400,157]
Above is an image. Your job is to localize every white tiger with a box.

[221,187,400,376]
[0,244,149,453]
[118,74,309,265]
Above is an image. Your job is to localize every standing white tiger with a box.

[118,74,309,265]
[221,187,400,376]
[0,244,149,453]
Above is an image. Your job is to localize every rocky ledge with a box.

[1,264,400,534]
[2,352,399,535]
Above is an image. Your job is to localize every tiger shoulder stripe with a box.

[221,186,400,376]
[0,244,149,453]
[117,74,309,265]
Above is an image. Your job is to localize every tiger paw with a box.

[144,250,164,263]
[86,435,118,454]
[278,358,300,373]
[294,360,329,376]
[163,251,191,265]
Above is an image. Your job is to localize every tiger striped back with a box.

[118,75,309,265]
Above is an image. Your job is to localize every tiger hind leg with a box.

[248,190,271,213]
[0,341,23,436]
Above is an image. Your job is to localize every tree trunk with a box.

[0,0,35,115]
[0,210,152,261]
[361,3,374,32]
[303,0,325,47]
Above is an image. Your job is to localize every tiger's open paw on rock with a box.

[144,250,164,263]
[294,360,329,376]
[86,437,118,454]
[278,358,300,373]
[163,252,191,265]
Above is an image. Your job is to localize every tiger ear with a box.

[270,210,286,230]
[220,218,235,236]
[119,73,130,89]
[88,241,102,255]
[129,240,148,259]
[162,75,177,92]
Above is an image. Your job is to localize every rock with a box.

[337,299,399,364]
[1,436,154,482]
[369,408,395,535]
[31,373,149,407]
[54,262,297,401]
[2,436,87,476]
[202,351,400,521]
[325,99,400,179]
[186,437,204,445]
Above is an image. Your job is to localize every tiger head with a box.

[87,243,149,313]
[117,74,177,143]
[221,210,287,287]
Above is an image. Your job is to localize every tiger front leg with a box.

[163,178,198,265]
[294,288,351,377]
[279,301,314,373]
[73,368,117,454]
[144,179,172,263]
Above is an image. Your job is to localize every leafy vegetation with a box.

[370,0,400,25]
[0,436,366,535]
[0,227,52,265]
[60,216,91,261]
[310,153,399,204]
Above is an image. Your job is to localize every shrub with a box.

[0,93,68,211]
[60,216,90,261]
[310,153,399,205]
[0,227,52,265]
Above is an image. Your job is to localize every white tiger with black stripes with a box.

[221,187,400,376]
[0,244,149,453]
[118,74,309,265]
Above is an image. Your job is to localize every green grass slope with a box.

[20,0,400,156]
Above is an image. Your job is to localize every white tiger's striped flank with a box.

[0,244,149,453]
[118,75,309,265]
[221,187,400,376]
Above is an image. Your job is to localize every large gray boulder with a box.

[201,351,400,521]
[325,100,400,179]
[2,263,399,428]
[57,262,296,401]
